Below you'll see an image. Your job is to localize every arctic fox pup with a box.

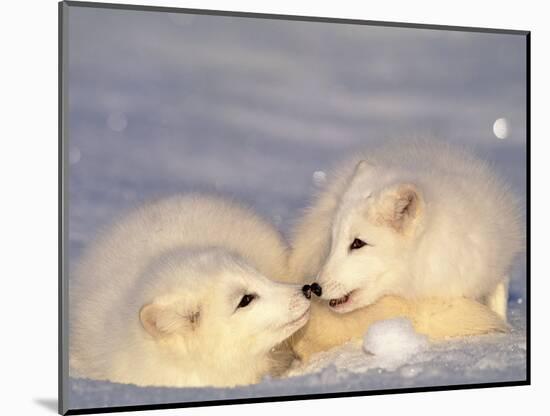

[70,194,310,387]
[290,140,522,320]
[288,140,521,360]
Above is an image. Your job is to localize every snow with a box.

[65,5,527,412]
[290,307,525,380]
[68,147,81,165]
[106,112,128,132]
[69,305,526,410]
[312,171,327,187]
[493,118,510,140]
[363,318,429,369]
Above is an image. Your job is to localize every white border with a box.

[2,1,547,415]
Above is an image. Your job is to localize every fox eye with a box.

[350,238,368,250]
[237,294,256,308]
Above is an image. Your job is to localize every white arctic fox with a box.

[288,140,521,360]
[290,140,522,320]
[70,194,310,388]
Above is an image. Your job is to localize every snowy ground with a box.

[65,4,527,412]
[69,303,526,410]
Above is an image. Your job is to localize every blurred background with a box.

[67,6,527,293]
[65,5,528,410]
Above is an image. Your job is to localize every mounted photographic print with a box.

[59,1,530,414]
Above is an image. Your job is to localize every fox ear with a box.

[140,303,201,338]
[376,184,422,232]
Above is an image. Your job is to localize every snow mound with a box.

[69,305,527,411]
[363,318,429,368]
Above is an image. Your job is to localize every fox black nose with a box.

[302,285,312,299]
[310,282,322,297]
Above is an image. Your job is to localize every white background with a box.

[0,0,546,415]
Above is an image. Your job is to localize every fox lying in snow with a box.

[289,140,521,360]
[70,194,311,387]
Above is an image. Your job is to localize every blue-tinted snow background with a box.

[66,5,527,411]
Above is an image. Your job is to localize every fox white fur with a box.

[70,194,310,388]
[288,140,521,360]
[290,295,509,361]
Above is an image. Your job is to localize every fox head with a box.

[138,250,310,363]
[316,160,425,313]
